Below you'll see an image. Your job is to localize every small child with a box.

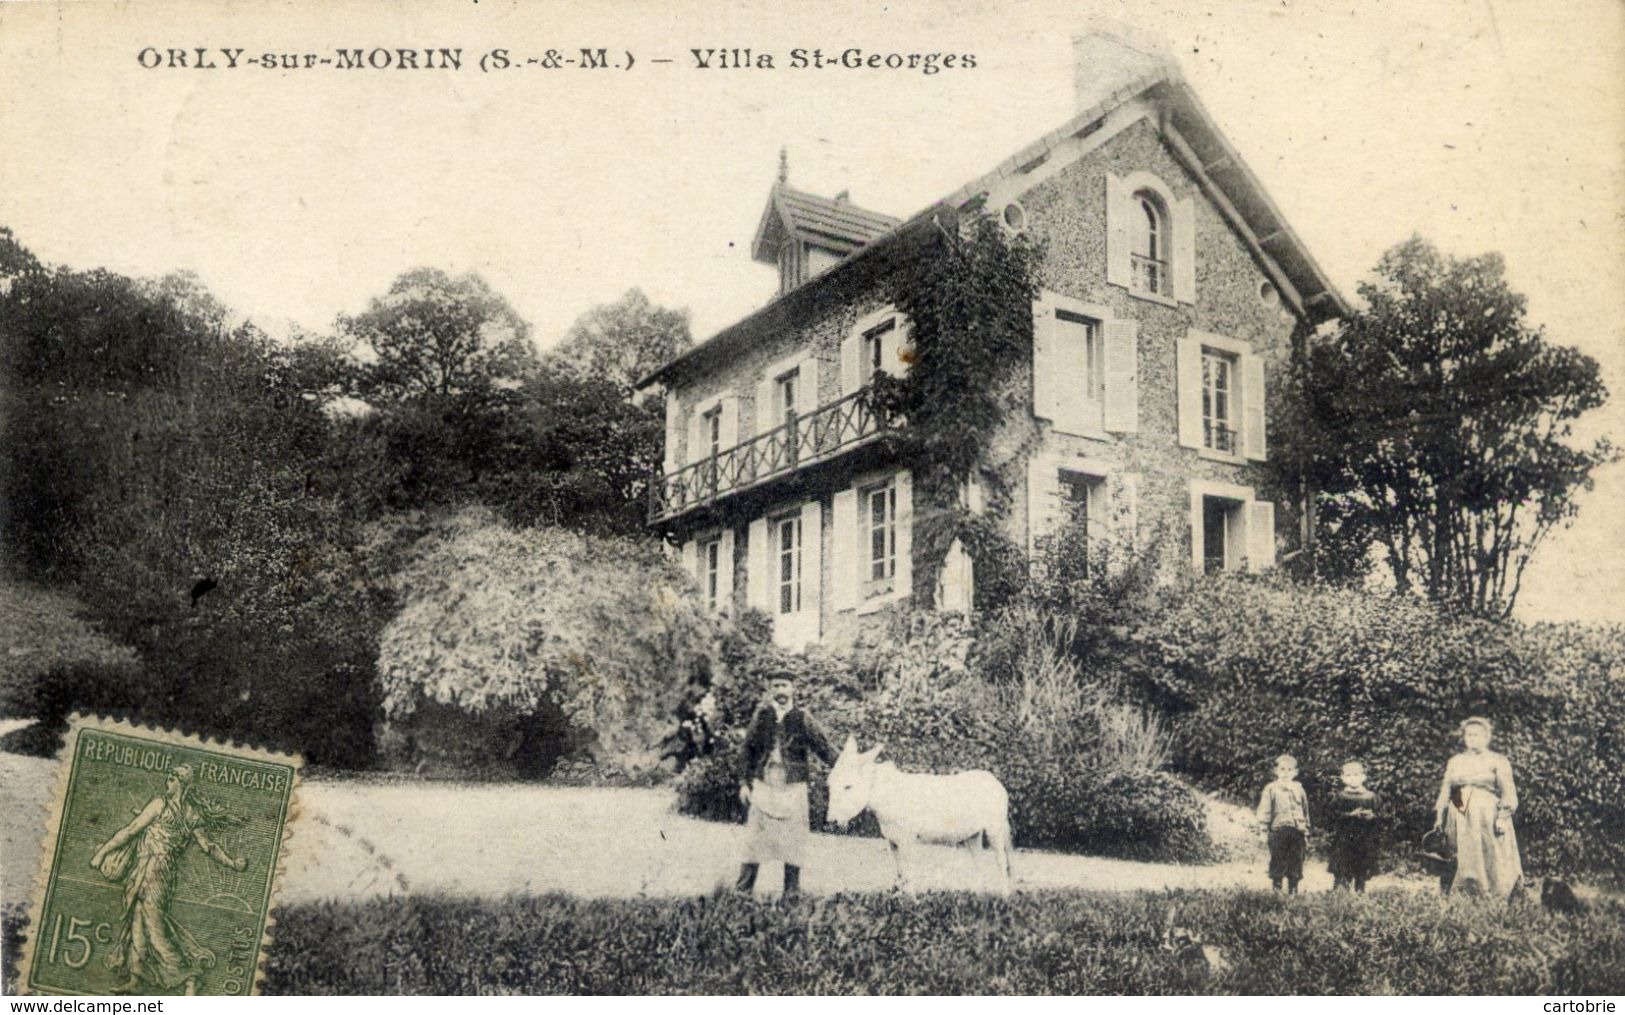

[1327,760,1382,893]
[1256,754,1310,894]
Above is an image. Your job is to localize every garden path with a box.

[0,743,1426,905]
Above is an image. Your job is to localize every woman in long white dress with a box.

[1432,716,1523,899]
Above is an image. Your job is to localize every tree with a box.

[0,247,388,764]
[1290,237,1613,617]
[339,268,536,405]
[549,287,692,395]
[334,269,541,512]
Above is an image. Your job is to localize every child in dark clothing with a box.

[1328,760,1382,892]
[1256,754,1309,894]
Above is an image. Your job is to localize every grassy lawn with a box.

[7,887,1620,994]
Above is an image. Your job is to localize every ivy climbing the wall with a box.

[885,212,1046,609]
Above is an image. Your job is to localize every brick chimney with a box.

[1071,27,1173,112]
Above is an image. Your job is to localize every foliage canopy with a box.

[1283,237,1613,616]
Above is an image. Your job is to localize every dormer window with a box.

[752,167,900,298]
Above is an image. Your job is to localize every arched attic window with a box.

[1132,190,1169,296]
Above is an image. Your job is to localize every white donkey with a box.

[825,736,1013,892]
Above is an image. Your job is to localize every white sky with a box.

[1,0,1620,624]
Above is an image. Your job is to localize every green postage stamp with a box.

[17,716,301,996]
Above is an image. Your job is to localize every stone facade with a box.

[645,61,1341,650]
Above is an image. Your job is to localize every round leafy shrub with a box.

[377,509,724,778]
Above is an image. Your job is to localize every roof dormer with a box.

[751,150,899,296]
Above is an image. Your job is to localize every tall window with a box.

[774,367,799,426]
[1058,470,1105,573]
[1201,348,1239,454]
[1201,495,1245,574]
[700,537,722,608]
[1132,192,1168,296]
[702,405,722,458]
[861,478,898,597]
[775,513,802,615]
[860,316,897,387]
[1056,310,1104,430]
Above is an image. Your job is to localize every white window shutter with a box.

[1188,489,1206,573]
[840,330,861,395]
[719,393,738,450]
[1031,299,1058,422]
[756,378,775,437]
[799,356,820,410]
[1025,453,1061,555]
[662,393,682,475]
[1114,472,1140,549]
[892,317,914,378]
[1173,195,1197,304]
[687,407,704,466]
[1106,472,1140,577]
[719,528,736,612]
[1243,353,1268,461]
[894,470,913,602]
[799,500,823,623]
[681,539,698,584]
[1103,318,1139,433]
[1247,500,1276,572]
[1177,336,1203,450]
[936,538,974,613]
[747,517,770,611]
[831,488,859,611]
[1106,173,1131,289]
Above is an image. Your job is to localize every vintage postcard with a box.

[15,717,299,996]
[0,0,1620,998]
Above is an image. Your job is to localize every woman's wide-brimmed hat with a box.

[1417,828,1453,876]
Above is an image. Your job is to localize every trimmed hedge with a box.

[1117,576,1625,876]
[137,891,1625,994]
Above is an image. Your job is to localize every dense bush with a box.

[217,890,1625,994]
[0,579,143,754]
[1,266,393,767]
[377,510,724,779]
[1115,576,1625,876]
[676,609,1208,861]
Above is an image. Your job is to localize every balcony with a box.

[1203,421,1239,456]
[649,386,901,523]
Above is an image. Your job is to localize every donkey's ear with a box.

[842,734,858,756]
[864,742,886,761]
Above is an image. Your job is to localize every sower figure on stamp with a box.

[735,669,839,898]
[89,764,248,995]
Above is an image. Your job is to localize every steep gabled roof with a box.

[640,55,1349,390]
[751,183,901,263]
[941,64,1350,324]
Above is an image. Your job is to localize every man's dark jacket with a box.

[742,705,838,785]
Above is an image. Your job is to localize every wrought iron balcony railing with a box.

[649,386,900,523]
[1131,254,1167,297]
[1204,420,1239,455]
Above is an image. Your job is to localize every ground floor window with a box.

[774,512,802,614]
[1199,494,1246,574]
[860,478,897,598]
[700,536,722,607]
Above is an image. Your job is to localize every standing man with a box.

[735,669,839,898]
